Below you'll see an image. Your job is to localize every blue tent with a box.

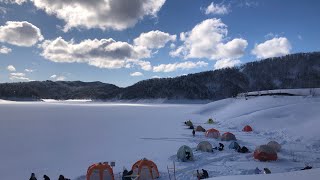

[229,141,240,150]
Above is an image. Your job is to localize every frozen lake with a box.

[0,101,202,180]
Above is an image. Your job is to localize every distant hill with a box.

[0,52,319,101]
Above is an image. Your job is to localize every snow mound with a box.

[208,168,320,180]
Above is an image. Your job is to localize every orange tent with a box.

[132,158,160,180]
[242,125,253,132]
[86,162,114,180]
[254,145,278,161]
[205,128,220,138]
[221,132,237,141]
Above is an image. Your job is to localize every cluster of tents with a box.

[86,158,159,180]
[86,119,282,180]
[183,119,282,162]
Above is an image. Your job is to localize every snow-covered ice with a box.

[1,94,320,179]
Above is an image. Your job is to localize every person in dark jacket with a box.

[192,129,195,137]
[238,146,249,153]
[301,165,313,170]
[122,169,133,180]
[218,143,224,151]
[263,168,271,174]
[29,173,37,180]
[58,175,70,180]
[185,151,191,160]
[43,175,50,180]
[202,169,209,178]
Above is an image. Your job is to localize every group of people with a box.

[254,167,271,174]
[29,173,70,180]
[213,143,224,151]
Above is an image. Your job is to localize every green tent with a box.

[185,120,193,127]
[207,118,214,124]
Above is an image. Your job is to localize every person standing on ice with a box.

[192,129,195,137]
[43,175,50,180]
[29,173,37,180]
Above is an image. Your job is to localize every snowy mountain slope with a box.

[0,95,320,179]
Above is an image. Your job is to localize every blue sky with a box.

[0,0,319,87]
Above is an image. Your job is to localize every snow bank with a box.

[209,168,320,180]
[238,88,320,97]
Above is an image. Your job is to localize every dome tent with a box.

[267,141,281,152]
[221,132,237,141]
[205,128,220,139]
[207,118,214,124]
[197,141,213,152]
[195,125,206,132]
[254,145,278,161]
[86,162,114,180]
[185,120,193,127]
[242,125,253,132]
[177,145,194,162]
[131,158,159,180]
[229,141,240,150]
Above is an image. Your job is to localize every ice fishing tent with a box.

[86,162,114,180]
[205,128,220,138]
[131,158,160,180]
[254,145,278,161]
[195,125,206,132]
[229,141,240,150]
[185,120,193,127]
[197,141,213,152]
[267,141,281,152]
[207,118,214,124]
[242,125,253,132]
[177,145,194,161]
[221,132,237,141]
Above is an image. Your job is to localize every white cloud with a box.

[151,75,161,78]
[50,74,57,79]
[7,65,16,71]
[25,68,34,73]
[9,72,32,81]
[50,74,66,81]
[134,30,176,49]
[130,72,143,77]
[170,18,247,61]
[0,45,11,54]
[205,2,230,15]
[56,76,66,81]
[0,21,43,47]
[298,35,303,40]
[30,0,166,31]
[170,43,176,49]
[40,37,152,70]
[251,37,292,59]
[153,61,208,73]
[0,0,26,5]
[214,59,241,69]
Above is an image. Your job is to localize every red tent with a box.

[254,145,278,161]
[243,125,253,132]
[205,128,220,138]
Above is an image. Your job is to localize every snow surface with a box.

[208,168,320,180]
[238,88,320,96]
[1,95,320,180]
